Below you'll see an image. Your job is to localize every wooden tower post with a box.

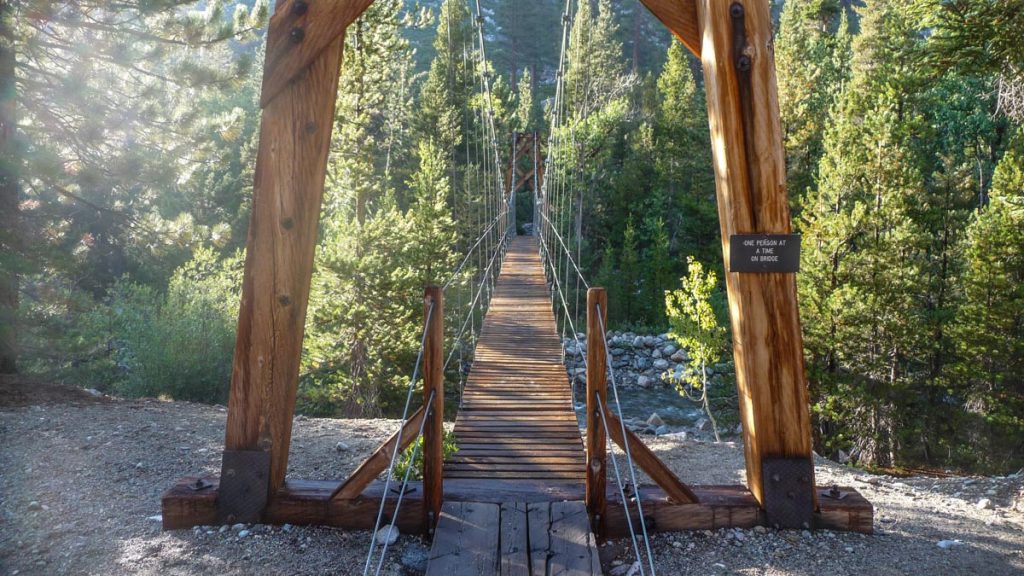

[585,288,607,532]
[422,286,444,530]
[640,0,816,527]
[218,0,376,522]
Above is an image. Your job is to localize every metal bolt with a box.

[730,2,744,18]
[737,55,752,72]
[291,0,309,16]
[289,27,305,44]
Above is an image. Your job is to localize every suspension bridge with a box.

[160,0,873,574]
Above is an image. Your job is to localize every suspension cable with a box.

[362,300,435,576]
[596,303,657,576]
[367,388,437,576]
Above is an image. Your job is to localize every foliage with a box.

[949,129,1024,468]
[393,428,459,481]
[664,256,729,441]
[105,248,241,402]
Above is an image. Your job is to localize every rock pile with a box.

[561,331,733,390]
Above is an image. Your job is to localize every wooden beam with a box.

[261,0,376,106]
[694,0,815,508]
[585,288,607,529]
[222,17,346,496]
[330,405,427,501]
[603,407,698,504]
[638,0,702,57]
[422,286,445,529]
[162,477,874,535]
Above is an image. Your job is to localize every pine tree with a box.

[655,41,718,268]
[642,216,672,326]
[13,1,268,294]
[775,0,852,201]
[513,68,536,132]
[0,1,17,372]
[797,0,929,467]
[618,216,640,325]
[951,129,1024,468]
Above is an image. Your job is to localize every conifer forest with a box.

[1,0,1022,479]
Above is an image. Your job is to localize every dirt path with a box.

[0,382,1021,575]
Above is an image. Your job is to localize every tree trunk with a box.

[0,3,19,374]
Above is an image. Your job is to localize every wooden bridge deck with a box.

[427,236,598,575]
[445,235,586,482]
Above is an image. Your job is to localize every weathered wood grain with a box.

[447,237,585,483]
[585,288,608,529]
[223,27,346,497]
[638,0,702,56]
[330,405,425,500]
[261,0,376,106]
[548,501,601,575]
[423,286,444,529]
[425,502,500,575]
[603,408,698,504]
[499,502,530,576]
[694,0,815,506]
[163,479,872,535]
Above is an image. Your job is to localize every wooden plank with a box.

[331,404,426,500]
[548,501,600,575]
[164,477,872,535]
[449,456,585,464]
[500,502,530,576]
[527,503,550,576]
[604,407,697,504]
[423,286,444,529]
[223,26,346,496]
[585,288,607,529]
[426,502,500,575]
[694,0,815,507]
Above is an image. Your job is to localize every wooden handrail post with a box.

[422,286,444,531]
[585,288,607,533]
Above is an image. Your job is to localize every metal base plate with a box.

[217,450,271,524]
[762,457,814,530]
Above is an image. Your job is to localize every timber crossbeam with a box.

[162,477,873,535]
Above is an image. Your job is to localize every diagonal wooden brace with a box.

[603,407,698,504]
[330,405,427,501]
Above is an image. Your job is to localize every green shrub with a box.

[113,247,242,403]
[393,429,459,481]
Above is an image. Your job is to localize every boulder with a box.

[646,413,666,427]
[653,359,670,370]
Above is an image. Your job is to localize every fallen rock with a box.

[335,441,351,452]
[375,525,400,546]
[646,413,665,427]
[976,498,992,510]
[937,539,963,549]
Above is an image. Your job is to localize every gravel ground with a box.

[1,378,1022,575]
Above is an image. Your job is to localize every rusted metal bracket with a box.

[762,457,815,529]
[730,1,761,230]
[217,450,271,524]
